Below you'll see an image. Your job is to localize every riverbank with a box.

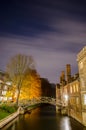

[0,110,19,128]
[0,110,10,120]
[0,104,17,120]
[0,103,41,128]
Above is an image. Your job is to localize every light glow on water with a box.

[60,117,72,130]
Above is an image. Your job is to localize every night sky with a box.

[0,0,86,83]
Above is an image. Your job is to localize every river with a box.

[1,104,86,130]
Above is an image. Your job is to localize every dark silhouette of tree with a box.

[40,78,52,97]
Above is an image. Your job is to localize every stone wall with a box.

[0,111,19,128]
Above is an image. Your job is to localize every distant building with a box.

[0,71,12,102]
[56,46,86,126]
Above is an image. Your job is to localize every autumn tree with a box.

[6,54,35,106]
[19,69,41,101]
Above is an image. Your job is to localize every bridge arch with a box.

[19,96,56,107]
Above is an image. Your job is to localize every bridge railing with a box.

[19,97,56,107]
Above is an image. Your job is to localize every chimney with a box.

[60,71,66,85]
[66,64,71,83]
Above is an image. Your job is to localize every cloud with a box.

[0,31,84,83]
[0,0,86,83]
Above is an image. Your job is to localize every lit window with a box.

[8,97,12,101]
[76,97,79,104]
[64,95,68,101]
[0,96,3,101]
[2,91,6,95]
[76,84,78,92]
[70,86,72,93]
[6,81,12,85]
[83,94,86,105]
[3,97,7,101]
[73,85,76,92]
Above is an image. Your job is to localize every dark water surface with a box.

[1,104,86,130]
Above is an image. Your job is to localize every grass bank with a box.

[0,104,17,120]
[0,103,41,120]
[0,110,10,120]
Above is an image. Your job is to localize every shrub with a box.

[0,104,17,114]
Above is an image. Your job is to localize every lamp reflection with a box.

[60,117,72,130]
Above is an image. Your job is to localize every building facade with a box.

[0,71,12,102]
[77,46,86,125]
[56,46,86,126]
[68,78,82,123]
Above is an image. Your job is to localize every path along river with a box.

[1,104,86,130]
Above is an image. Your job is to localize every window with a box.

[2,90,6,95]
[79,61,83,69]
[83,94,86,105]
[4,85,7,90]
[76,84,79,92]
[70,86,72,93]
[73,85,76,92]
[76,97,79,105]
[3,97,7,101]
[0,96,3,101]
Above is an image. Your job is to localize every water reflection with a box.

[1,116,19,130]
[1,104,86,130]
[60,117,72,130]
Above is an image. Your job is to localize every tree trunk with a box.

[16,88,20,106]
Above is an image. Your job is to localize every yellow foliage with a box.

[19,70,41,100]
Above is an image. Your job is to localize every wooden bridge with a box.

[19,96,56,107]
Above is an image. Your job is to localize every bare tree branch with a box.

[6,54,35,106]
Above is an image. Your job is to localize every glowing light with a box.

[0,96,3,101]
[84,94,86,105]
[2,90,7,95]
[3,97,7,101]
[6,81,12,85]
[64,94,68,101]
[60,117,72,130]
